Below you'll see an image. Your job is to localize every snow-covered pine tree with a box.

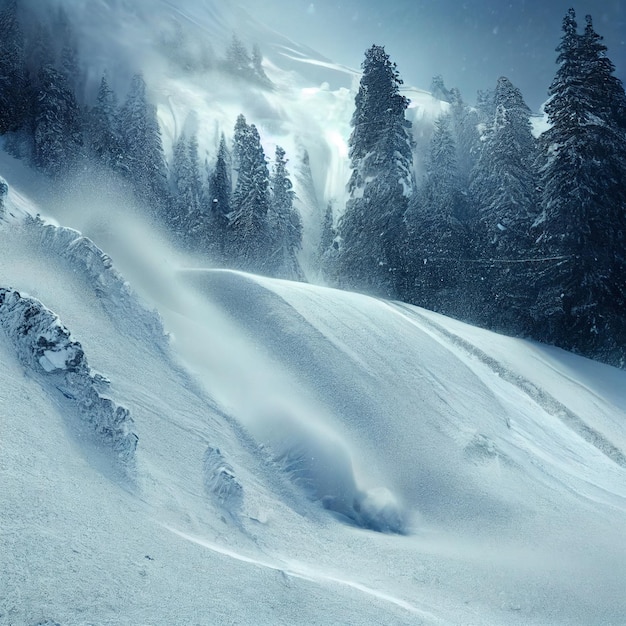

[421,114,467,224]
[0,0,29,135]
[86,73,124,171]
[267,145,303,280]
[170,133,191,234]
[228,116,271,271]
[171,132,188,199]
[318,202,339,282]
[319,202,336,260]
[448,87,481,195]
[531,9,626,365]
[404,113,468,315]
[232,113,248,175]
[337,44,414,297]
[581,15,626,133]
[119,73,171,220]
[169,132,205,247]
[33,63,83,177]
[579,16,626,317]
[469,76,539,332]
[187,133,203,215]
[207,134,232,260]
[224,35,253,79]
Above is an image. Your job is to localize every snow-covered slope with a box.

[2,173,626,625]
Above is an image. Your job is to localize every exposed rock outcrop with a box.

[24,216,166,347]
[0,287,138,462]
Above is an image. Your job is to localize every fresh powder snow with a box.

[1,1,625,625]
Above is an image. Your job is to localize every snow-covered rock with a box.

[0,287,138,462]
[203,446,243,514]
[0,176,8,220]
[24,216,166,347]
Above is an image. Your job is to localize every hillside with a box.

[2,173,626,625]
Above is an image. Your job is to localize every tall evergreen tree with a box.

[318,202,340,283]
[119,73,170,219]
[421,114,466,225]
[404,114,468,315]
[170,133,192,236]
[33,63,83,177]
[228,116,271,271]
[207,134,232,260]
[0,0,29,134]
[337,44,414,297]
[187,133,203,213]
[268,146,303,280]
[232,113,248,175]
[448,87,481,195]
[469,77,539,331]
[580,15,626,132]
[169,132,205,246]
[531,9,626,364]
[319,202,337,264]
[87,73,123,171]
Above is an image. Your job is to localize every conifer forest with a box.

[1,2,625,368]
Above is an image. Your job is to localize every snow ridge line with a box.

[164,525,442,622]
[389,302,626,469]
[0,287,138,462]
[24,216,167,348]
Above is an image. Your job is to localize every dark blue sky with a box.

[239,0,625,111]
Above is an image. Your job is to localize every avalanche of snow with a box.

[51,0,448,278]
